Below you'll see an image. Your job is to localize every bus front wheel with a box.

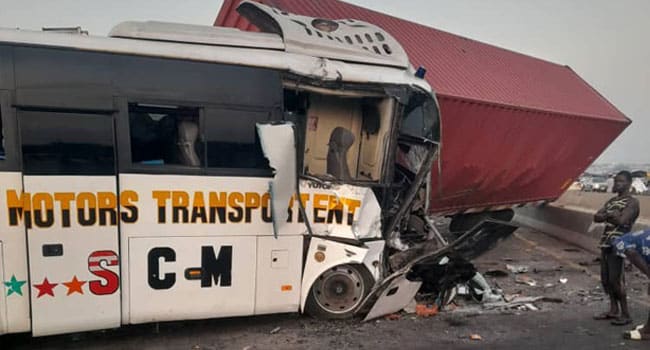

[305,264,373,319]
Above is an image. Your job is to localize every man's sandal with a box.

[623,329,649,340]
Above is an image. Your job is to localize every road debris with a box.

[523,303,539,311]
[485,269,509,277]
[416,304,439,317]
[506,264,529,274]
[269,327,281,335]
[559,278,568,284]
[515,275,537,287]
[469,334,483,341]
[469,272,504,303]
[403,299,417,314]
[533,266,563,273]
[482,295,562,312]
[385,313,402,321]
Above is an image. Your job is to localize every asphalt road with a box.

[3,228,650,349]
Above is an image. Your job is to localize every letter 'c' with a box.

[148,247,176,290]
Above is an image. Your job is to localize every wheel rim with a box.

[312,265,366,314]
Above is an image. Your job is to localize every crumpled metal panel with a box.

[237,1,410,68]
[299,181,382,240]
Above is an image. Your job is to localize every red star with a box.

[33,278,58,298]
[63,276,86,295]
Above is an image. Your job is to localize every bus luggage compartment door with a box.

[19,111,120,336]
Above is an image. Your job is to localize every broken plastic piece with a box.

[257,122,297,238]
[415,304,438,317]
[469,272,504,303]
[469,334,482,341]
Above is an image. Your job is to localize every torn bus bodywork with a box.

[240,1,451,320]
[258,80,442,319]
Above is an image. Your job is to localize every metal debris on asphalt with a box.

[506,264,529,274]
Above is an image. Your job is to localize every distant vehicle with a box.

[582,176,609,192]
[632,178,648,194]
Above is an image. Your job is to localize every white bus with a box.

[0,1,441,337]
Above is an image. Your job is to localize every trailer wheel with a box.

[305,264,373,319]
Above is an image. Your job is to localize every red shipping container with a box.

[215,0,629,214]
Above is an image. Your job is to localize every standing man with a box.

[593,171,640,325]
[613,229,650,340]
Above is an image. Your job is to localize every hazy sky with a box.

[0,0,647,164]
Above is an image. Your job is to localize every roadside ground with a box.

[3,228,650,349]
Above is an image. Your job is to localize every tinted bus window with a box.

[204,109,271,171]
[20,111,115,175]
[129,104,201,167]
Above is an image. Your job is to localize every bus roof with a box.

[108,1,410,70]
[0,26,430,93]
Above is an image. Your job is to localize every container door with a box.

[19,110,120,336]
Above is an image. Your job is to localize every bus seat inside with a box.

[326,127,355,180]
[298,92,392,182]
[176,118,200,167]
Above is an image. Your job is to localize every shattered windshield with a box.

[400,93,440,143]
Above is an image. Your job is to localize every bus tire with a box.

[305,264,374,319]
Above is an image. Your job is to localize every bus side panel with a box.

[0,173,30,335]
[254,236,302,315]
[23,176,121,337]
[128,236,256,323]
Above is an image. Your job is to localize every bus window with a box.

[20,111,115,175]
[129,103,201,167]
[204,109,271,171]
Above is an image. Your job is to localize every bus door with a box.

[18,110,120,336]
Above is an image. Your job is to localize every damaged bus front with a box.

[265,81,440,319]
[236,1,442,319]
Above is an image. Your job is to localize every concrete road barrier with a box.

[513,190,650,255]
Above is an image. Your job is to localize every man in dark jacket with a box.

[593,171,640,326]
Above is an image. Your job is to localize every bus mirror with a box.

[256,122,297,238]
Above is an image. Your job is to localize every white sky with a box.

[0,0,648,164]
